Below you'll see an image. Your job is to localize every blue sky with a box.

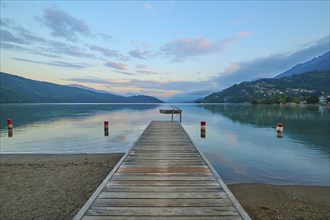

[1,1,329,101]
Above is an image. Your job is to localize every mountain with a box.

[166,90,215,103]
[275,51,330,78]
[203,70,329,104]
[0,72,164,103]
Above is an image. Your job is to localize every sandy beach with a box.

[1,154,329,220]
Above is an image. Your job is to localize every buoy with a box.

[104,121,109,136]
[7,119,13,129]
[276,123,284,132]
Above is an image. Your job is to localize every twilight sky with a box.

[1,1,329,101]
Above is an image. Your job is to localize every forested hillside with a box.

[203,70,329,104]
[0,72,163,103]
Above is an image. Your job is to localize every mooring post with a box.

[104,121,109,136]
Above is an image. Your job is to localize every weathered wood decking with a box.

[74,121,250,220]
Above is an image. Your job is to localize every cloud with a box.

[129,49,151,59]
[0,42,27,50]
[136,68,169,75]
[12,58,89,69]
[161,33,249,61]
[0,18,9,27]
[90,45,129,61]
[64,77,112,84]
[1,17,96,60]
[142,3,153,10]
[98,33,112,41]
[46,41,95,58]
[0,30,27,44]
[136,64,148,69]
[136,70,160,75]
[81,35,328,98]
[1,18,48,44]
[213,35,330,88]
[113,70,136,76]
[134,65,168,75]
[41,6,91,41]
[105,61,128,70]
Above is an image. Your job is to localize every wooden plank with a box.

[128,152,199,156]
[127,151,198,154]
[119,165,209,169]
[117,167,210,173]
[98,192,228,199]
[107,180,221,186]
[123,161,205,165]
[93,198,233,207]
[113,172,214,177]
[111,175,215,181]
[82,216,243,220]
[85,206,239,216]
[103,185,222,192]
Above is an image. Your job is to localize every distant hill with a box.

[275,51,330,78]
[0,72,164,103]
[166,90,215,103]
[203,70,330,104]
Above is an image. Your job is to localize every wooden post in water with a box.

[276,123,284,138]
[201,121,206,138]
[104,121,109,136]
[7,119,13,138]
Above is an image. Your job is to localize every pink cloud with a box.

[161,33,250,61]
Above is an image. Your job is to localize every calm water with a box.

[1,103,329,186]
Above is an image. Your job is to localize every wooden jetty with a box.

[74,121,250,220]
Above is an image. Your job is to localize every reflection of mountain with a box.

[0,104,160,129]
[203,104,330,154]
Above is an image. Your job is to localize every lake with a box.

[1,103,329,186]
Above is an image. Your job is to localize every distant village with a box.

[249,82,329,105]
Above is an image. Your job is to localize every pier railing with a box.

[159,106,182,123]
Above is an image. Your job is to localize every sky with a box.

[1,1,329,101]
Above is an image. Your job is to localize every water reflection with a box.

[202,104,330,155]
[0,103,160,129]
[0,104,160,154]
[0,103,329,186]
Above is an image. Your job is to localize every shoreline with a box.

[1,154,329,219]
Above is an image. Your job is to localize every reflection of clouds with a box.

[110,134,128,143]
[206,150,246,175]
[223,132,238,146]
